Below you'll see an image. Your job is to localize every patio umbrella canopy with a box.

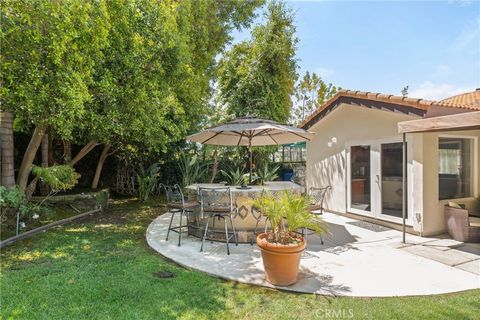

[186,116,314,184]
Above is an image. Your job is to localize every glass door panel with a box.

[350,146,371,211]
[380,142,404,218]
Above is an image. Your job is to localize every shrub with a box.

[178,151,209,187]
[255,163,280,185]
[220,167,247,185]
[137,163,160,202]
[0,186,53,234]
[32,165,80,192]
[0,186,25,224]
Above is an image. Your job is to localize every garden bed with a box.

[1,189,109,241]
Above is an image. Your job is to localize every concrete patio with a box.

[146,211,480,297]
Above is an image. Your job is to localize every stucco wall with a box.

[305,103,479,237]
[306,104,419,217]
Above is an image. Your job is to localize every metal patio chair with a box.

[307,186,331,215]
[161,184,199,246]
[297,186,332,245]
[198,187,238,255]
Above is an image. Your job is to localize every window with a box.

[438,137,474,200]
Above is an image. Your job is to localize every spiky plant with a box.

[220,167,247,185]
[252,190,327,244]
[255,163,280,185]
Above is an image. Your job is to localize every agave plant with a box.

[178,151,209,187]
[137,163,160,202]
[255,163,280,185]
[219,167,247,186]
[251,190,327,244]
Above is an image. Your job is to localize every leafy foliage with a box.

[0,186,53,232]
[0,186,25,210]
[32,165,80,192]
[218,1,298,123]
[1,0,262,193]
[82,0,264,157]
[291,71,338,124]
[251,190,327,244]
[178,152,209,187]
[1,0,110,139]
[137,163,161,202]
[255,163,280,185]
[220,167,247,186]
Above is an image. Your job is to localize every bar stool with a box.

[198,187,238,255]
[161,184,199,246]
[251,204,271,245]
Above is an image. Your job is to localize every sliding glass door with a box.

[348,140,406,221]
[350,146,371,212]
[380,142,404,218]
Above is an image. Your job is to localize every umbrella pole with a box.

[249,141,253,185]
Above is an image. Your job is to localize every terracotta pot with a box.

[256,232,306,286]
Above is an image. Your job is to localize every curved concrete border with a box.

[147,212,480,297]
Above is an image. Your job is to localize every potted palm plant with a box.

[252,190,327,286]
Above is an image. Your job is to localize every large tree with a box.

[291,71,338,124]
[1,0,263,190]
[218,1,298,124]
[1,0,110,189]
[85,0,263,188]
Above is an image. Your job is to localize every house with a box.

[301,89,480,236]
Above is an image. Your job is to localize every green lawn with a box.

[1,197,479,320]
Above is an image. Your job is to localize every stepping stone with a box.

[402,245,479,267]
[455,260,480,275]
[421,238,464,249]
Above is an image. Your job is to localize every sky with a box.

[232,0,480,101]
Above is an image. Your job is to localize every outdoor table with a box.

[185,181,302,243]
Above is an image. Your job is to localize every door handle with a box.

[376,174,380,184]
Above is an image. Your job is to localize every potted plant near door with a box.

[252,191,327,286]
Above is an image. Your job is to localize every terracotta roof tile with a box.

[300,89,435,128]
[300,88,480,129]
[435,89,480,111]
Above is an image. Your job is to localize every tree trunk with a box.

[17,126,46,190]
[0,112,16,188]
[48,134,54,166]
[91,144,111,189]
[71,139,97,166]
[63,140,72,163]
[39,133,50,195]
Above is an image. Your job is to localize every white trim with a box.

[346,137,414,225]
[346,143,373,217]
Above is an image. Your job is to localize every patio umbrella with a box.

[186,116,314,184]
